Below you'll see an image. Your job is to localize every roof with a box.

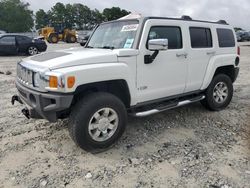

[145,16,228,25]
[118,13,228,25]
[0,33,31,37]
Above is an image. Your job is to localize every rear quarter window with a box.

[217,28,235,47]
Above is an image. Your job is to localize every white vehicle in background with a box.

[12,15,240,152]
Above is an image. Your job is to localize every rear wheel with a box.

[48,33,58,43]
[68,92,127,152]
[27,46,38,56]
[201,74,233,111]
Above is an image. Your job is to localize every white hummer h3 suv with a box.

[13,15,240,151]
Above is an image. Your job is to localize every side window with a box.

[190,27,212,48]
[0,36,16,45]
[217,28,235,47]
[17,36,31,43]
[148,26,182,49]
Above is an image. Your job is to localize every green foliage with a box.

[0,0,131,32]
[234,27,243,32]
[103,7,130,21]
[0,0,34,32]
[36,4,130,30]
[35,9,49,29]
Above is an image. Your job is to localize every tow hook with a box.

[11,95,23,105]
[21,108,30,119]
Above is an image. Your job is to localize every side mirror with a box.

[148,39,168,51]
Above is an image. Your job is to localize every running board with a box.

[132,95,205,117]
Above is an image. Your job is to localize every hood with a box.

[22,47,118,70]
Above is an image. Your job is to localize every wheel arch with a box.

[201,55,239,90]
[72,80,131,108]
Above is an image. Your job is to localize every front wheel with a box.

[68,92,127,152]
[201,74,233,111]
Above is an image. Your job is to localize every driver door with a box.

[136,20,188,103]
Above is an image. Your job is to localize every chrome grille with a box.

[17,63,33,86]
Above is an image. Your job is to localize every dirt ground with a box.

[0,42,249,188]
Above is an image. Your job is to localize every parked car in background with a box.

[77,35,90,46]
[76,30,92,46]
[236,32,242,42]
[0,34,47,56]
[236,31,250,42]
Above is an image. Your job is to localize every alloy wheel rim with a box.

[213,82,228,104]
[29,47,38,55]
[88,108,119,142]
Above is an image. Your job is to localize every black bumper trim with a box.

[16,81,73,122]
[233,67,239,82]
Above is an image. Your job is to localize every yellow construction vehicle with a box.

[39,27,77,43]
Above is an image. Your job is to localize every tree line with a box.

[0,0,130,33]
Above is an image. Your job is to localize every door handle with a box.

[176,53,188,58]
[207,51,216,55]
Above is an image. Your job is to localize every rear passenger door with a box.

[185,26,214,92]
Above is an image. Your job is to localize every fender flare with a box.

[201,54,237,90]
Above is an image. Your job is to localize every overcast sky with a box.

[24,0,250,30]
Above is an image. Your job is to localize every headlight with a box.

[32,71,75,92]
[33,72,40,87]
[45,74,75,91]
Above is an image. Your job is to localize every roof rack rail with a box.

[217,20,227,24]
[181,15,192,20]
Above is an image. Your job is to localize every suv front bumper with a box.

[15,81,73,122]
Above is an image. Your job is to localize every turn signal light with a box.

[49,76,58,88]
[67,76,75,88]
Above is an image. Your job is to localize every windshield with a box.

[87,20,139,49]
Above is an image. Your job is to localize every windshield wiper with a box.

[85,46,93,48]
[100,46,115,50]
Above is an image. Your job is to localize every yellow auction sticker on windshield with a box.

[121,24,138,32]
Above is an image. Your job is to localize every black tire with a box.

[68,92,127,152]
[66,35,76,43]
[27,46,39,56]
[201,74,233,111]
[48,33,58,43]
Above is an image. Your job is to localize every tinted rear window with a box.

[190,27,212,48]
[217,28,235,47]
[148,26,182,49]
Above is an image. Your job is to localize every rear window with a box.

[147,26,182,49]
[217,28,235,47]
[190,27,212,48]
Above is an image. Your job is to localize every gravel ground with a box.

[0,42,249,188]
